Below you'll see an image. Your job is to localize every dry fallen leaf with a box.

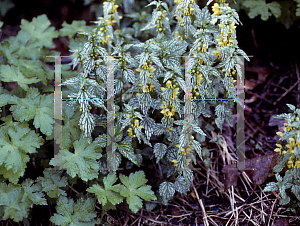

[222,152,279,191]
[269,115,285,132]
[244,65,274,91]
[274,218,289,226]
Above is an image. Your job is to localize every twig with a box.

[273,77,300,105]
[247,90,273,105]
[193,183,209,226]
[242,210,259,226]
[267,198,277,226]
[199,199,209,226]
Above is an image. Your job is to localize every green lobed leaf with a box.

[9,88,54,136]
[119,171,157,213]
[36,169,68,199]
[50,196,96,226]
[0,65,41,91]
[49,138,102,182]
[87,173,123,206]
[0,124,44,184]
[19,14,59,48]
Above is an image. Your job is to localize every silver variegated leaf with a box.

[153,143,168,163]
[140,117,156,140]
[192,139,202,160]
[159,181,176,205]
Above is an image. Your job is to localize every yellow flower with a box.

[274,148,282,154]
[285,125,292,131]
[100,35,111,44]
[180,148,186,155]
[159,101,166,109]
[289,137,295,146]
[212,50,221,60]
[196,75,203,85]
[172,159,178,167]
[166,80,172,89]
[229,22,236,33]
[288,160,294,168]
[231,80,237,88]
[212,3,221,15]
[172,88,180,99]
[171,107,176,114]
[148,65,156,76]
[134,119,139,127]
[142,63,148,70]
[127,128,133,137]
[276,131,284,137]
[295,160,300,168]
[145,85,149,92]
[161,108,168,115]
[167,110,173,118]
[111,3,119,13]
[149,82,155,92]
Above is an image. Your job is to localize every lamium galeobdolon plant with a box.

[0,0,250,224]
[263,104,300,214]
[55,0,249,212]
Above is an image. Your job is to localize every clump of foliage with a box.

[227,0,300,29]
[0,0,252,224]
[263,104,300,214]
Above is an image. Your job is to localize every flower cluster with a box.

[174,0,196,40]
[126,114,143,138]
[275,117,300,168]
[159,79,180,127]
[156,8,167,33]
[136,55,156,94]
[183,1,195,16]
[216,22,236,47]
[172,136,194,169]
[103,0,122,26]
[190,39,206,100]
[212,2,237,88]
[97,20,112,45]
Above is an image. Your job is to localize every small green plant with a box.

[0,0,249,224]
[263,104,300,214]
